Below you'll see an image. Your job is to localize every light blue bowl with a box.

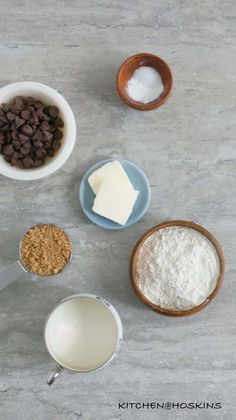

[79,158,151,230]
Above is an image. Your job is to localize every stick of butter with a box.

[88,160,135,195]
[92,179,139,225]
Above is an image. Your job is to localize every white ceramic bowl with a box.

[0,81,76,180]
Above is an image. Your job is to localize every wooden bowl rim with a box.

[116,52,173,111]
[130,220,225,317]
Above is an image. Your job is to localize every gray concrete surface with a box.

[0,1,235,419]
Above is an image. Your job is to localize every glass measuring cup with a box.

[0,224,72,292]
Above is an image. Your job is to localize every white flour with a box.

[136,227,220,310]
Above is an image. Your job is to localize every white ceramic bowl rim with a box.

[0,81,76,180]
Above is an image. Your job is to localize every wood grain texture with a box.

[0,0,235,419]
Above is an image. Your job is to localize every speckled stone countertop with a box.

[0,1,235,419]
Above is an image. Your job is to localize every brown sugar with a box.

[20,224,71,276]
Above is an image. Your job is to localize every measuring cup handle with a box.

[47,364,63,385]
[0,260,27,292]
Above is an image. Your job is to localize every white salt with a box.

[126,66,164,104]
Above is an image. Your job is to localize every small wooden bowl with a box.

[116,53,173,110]
[130,220,225,316]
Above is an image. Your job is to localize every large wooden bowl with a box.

[116,53,173,110]
[130,220,225,317]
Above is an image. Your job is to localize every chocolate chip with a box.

[39,121,50,131]
[0,115,8,124]
[44,142,51,149]
[1,103,10,113]
[6,133,11,143]
[11,131,18,141]
[6,112,15,122]
[52,140,61,150]
[27,105,35,113]
[0,131,5,143]
[30,114,39,126]
[14,159,24,168]
[54,117,64,128]
[47,106,59,118]
[47,149,55,157]
[26,97,36,105]
[21,109,31,120]
[32,130,43,142]
[14,96,25,107]
[15,116,25,129]
[35,148,46,158]
[10,104,22,115]
[43,131,53,141]
[41,113,50,122]
[53,129,63,140]
[2,125,10,132]
[33,141,43,149]
[49,125,57,132]
[35,108,43,119]
[3,144,14,155]
[23,141,32,150]
[30,124,37,133]
[10,157,18,166]
[23,157,34,168]
[34,101,44,110]
[12,140,21,150]
[12,151,22,160]
[19,134,29,144]
[33,159,44,167]
[20,146,30,155]
[21,124,33,136]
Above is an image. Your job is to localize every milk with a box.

[45,296,119,371]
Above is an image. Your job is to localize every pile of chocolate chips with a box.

[0,96,64,168]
